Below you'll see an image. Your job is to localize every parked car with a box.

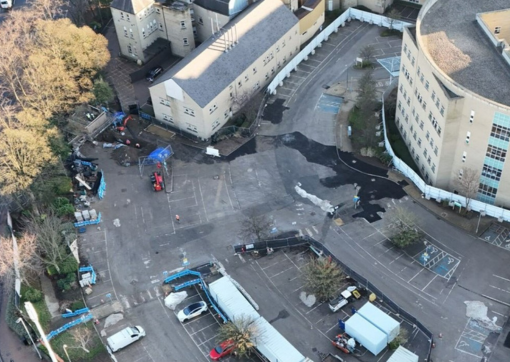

[146,66,163,82]
[177,301,208,322]
[329,288,356,312]
[209,340,235,360]
[107,326,145,353]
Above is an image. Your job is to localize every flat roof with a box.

[419,0,510,107]
[152,0,298,108]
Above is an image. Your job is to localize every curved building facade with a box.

[395,0,510,206]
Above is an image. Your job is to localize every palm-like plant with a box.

[217,316,258,358]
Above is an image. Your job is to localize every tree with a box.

[386,9,401,30]
[0,234,41,285]
[302,256,344,302]
[356,69,377,111]
[358,45,376,68]
[239,212,272,242]
[216,317,258,358]
[70,326,93,353]
[92,77,115,106]
[26,212,71,274]
[454,168,480,211]
[0,124,55,195]
[390,207,422,248]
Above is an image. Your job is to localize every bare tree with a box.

[0,234,42,285]
[455,168,480,210]
[26,212,70,273]
[390,207,421,248]
[70,326,93,353]
[239,212,272,242]
[359,45,376,67]
[386,9,401,30]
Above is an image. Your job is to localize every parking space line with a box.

[292,284,305,292]
[198,334,219,346]
[261,260,282,270]
[190,322,218,335]
[168,196,196,203]
[421,275,438,291]
[270,266,294,278]
[305,301,324,314]
[283,251,304,271]
[407,269,424,283]
[489,285,510,294]
[389,253,404,264]
[493,274,510,283]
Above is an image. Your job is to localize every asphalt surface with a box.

[61,20,510,362]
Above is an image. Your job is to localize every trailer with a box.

[345,313,387,356]
[357,302,400,343]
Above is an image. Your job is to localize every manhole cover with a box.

[441,212,448,218]
[213,175,219,180]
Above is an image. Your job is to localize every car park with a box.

[177,301,208,322]
[146,65,163,82]
[209,340,235,360]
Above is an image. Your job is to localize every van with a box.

[107,326,145,352]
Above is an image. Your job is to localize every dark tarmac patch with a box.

[224,137,257,161]
[339,151,388,177]
[278,132,406,222]
[263,98,288,124]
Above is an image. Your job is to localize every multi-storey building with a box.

[149,0,300,140]
[395,0,510,206]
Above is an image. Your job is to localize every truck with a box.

[0,0,14,11]
[107,326,145,352]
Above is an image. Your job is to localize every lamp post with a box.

[63,344,72,362]
[16,318,42,359]
[25,302,58,362]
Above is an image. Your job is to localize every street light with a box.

[16,317,42,359]
[63,344,72,362]
[25,302,58,362]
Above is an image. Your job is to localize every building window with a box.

[159,23,163,31]
[434,146,438,156]
[276,46,280,52]
[212,120,221,131]
[431,91,436,101]
[413,131,417,140]
[162,114,173,122]
[142,28,146,38]
[419,120,424,130]
[422,101,427,111]
[423,149,428,158]
[184,107,195,117]
[426,131,430,140]
[420,74,424,83]
[126,14,130,21]
[432,164,436,173]
[486,145,507,162]
[181,21,186,29]
[229,92,233,99]
[183,38,189,46]
[440,106,445,116]
[425,81,429,90]
[209,105,217,114]
[224,110,229,119]
[462,151,467,162]
[482,164,502,181]
[238,80,242,87]
[127,45,132,53]
[265,73,269,80]
[429,138,434,148]
[417,67,421,76]
[466,131,471,144]
[478,183,498,200]
[411,57,415,66]
[282,40,286,47]
[255,81,260,89]
[245,75,249,82]
[469,110,475,123]
[427,156,431,165]
[253,67,257,74]
[186,123,198,133]
[490,124,510,141]
[495,27,501,34]
[120,12,124,19]
[403,44,407,53]
[418,138,422,147]
[199,17,203,24]
[124,27,128,37]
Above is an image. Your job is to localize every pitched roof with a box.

[110,0,154,14]
[193,0,249,17]
[152,0,298,108]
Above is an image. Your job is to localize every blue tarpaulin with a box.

[148,147,173,162]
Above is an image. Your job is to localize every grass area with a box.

[20,284,52,332]
[46,323,106,361]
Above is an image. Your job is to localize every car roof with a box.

[188,301,205,308]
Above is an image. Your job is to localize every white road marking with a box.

[422,275,438,291]
[493,274,510,283]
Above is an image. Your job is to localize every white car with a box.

[177,301,208,322]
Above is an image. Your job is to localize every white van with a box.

[107,326,145,352]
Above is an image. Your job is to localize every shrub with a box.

[71,301,86,311]
[57,273,76,292]
[23,287,43,303]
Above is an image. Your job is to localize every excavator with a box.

[116,115,132,132]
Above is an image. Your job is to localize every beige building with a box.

[110,0,196,62]
[395,0,510,206]
[149,0,300,140]
[295,0,326,44]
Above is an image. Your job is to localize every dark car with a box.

[146,66,163,82]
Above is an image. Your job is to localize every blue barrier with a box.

[174,279,201,291]
[163,269,201,284]
[62,307,89,318]
[199,279,227,323]
[79,265,96,284]
[98,170,106,199]
[46,313,93,340]
[74,212,101,228]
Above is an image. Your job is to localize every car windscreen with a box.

[214,346,223,353]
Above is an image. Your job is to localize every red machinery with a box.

[332,333,355,354]
[151,172,164,192]
[117,115,132,132]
